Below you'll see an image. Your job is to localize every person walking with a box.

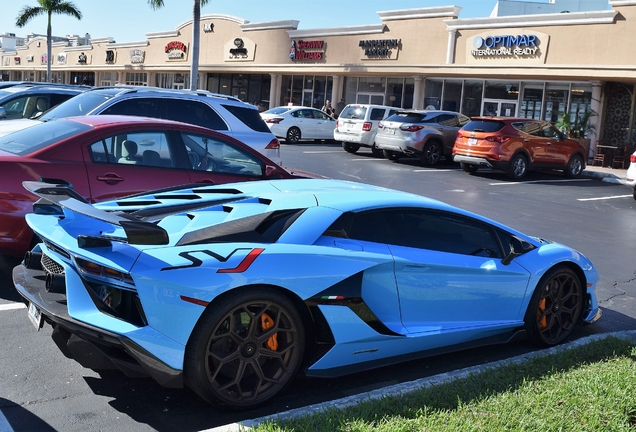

[322,100,335,117]
[336,98,346,116]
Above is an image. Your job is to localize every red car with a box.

[0,115,302,258]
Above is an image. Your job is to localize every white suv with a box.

[0,87,281,164]
[334,104,397,156]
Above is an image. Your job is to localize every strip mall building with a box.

[2,0,636,156]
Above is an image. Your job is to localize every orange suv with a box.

[452,117,587,180]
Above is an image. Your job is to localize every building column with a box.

[446,28,457,64]
[118,71,125,85]
[412,76,424,109]
[589,80,603,159]
[269,74,280,108]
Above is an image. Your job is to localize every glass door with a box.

[482,99,517,117]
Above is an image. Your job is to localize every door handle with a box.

[196,179,216,184]
[523,138,530,142]
[97,173,124,184]
[403,264,430,271]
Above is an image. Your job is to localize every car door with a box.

[292,109,317,138]
[541,122,572,165]
[517,121,553,164]
[382,209,531,335]
[83,129,191,201]
[311,109,336,139]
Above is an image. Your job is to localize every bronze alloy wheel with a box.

[185,288,304,408]
[525,266,583,346]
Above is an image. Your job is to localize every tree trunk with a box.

[47,11,52,82]
[189,0,201,90]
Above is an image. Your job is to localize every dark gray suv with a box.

[374,110,470,166]
[0,87,281,164]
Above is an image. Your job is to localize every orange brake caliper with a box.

[537,298,547,329]
[261,313,279,351]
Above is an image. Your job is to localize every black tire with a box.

[564,154,584,178]
[184,287,305,409]
[507,153,528,180]
[371,144,383,158]
[633,187,636,201]
[460,162,479,173]
[342,142,360,154]
[420,141,442,166]
[286,127,301,144]
[524,266,583,346]
[383,150,401,161]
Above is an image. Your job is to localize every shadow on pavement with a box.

[0,255,22,303]
[0,397,56,432]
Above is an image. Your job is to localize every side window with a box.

[101,98,160,118]
[370,108,386,121]
[542,124,561,139]
[312,110,330,120]
[298,109,314,118]
[50,93,75,107]
[348,211,394,244]
[180,132,264,176]
[90,131,175,168]
[436,114,458,127]
[1,96,29,119]
[385,210,502,257]
[164,99,228,131]
[457,115,471,126]
[522,122,543,137]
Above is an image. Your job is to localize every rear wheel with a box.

[371,144,383,158]
[507,153,528,180]
[286,127,301,144]
[420,141,442,166]
[564,154,584,178]
[524,266,583,346]
[342,142,360,154]
[185,288,305,409]
[460,162,479,173]
[383,150,401,161]
[633,187,636,201]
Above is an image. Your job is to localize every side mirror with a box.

[501,235,534,265]
[0,107,6,120]
[264,165,280,178]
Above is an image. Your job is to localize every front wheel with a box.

[383,150,401,161]
[633,187,636,201]
[524,266,583,346]
[507,153,528,180]
[371,144,383,158]
[460,162,479,173]
[185,288,305,409]
[564,154,584,178]
[342,142,360,154]
[420,141,442,166]
[286,127,301,144]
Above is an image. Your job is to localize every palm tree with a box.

[148,0,207,90]
[15,0,82,83]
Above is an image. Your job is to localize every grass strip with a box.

[254,335,636,431]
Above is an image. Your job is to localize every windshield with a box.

[39,90,120,121]
[0,119,91,155]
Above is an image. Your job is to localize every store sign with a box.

[105,50,115,64]
[223,37,256,62]
[359,39,400,60]
[130,49,145,63]
[57,53,66,65]
[289,40,324,61]
[466,30,548,65]
[14,57,20,65]
[203,22,214,33]
[26,55,34,62]
[78,52,87,64]
[165,41,187,61]
[40,55,47,65]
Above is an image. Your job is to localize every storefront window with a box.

[218,74,232,95]
[462,80,483,116]
[403,78,414,109]
[443,80,462,112]
[125,72,147,86]
[484,81,519,100]
[543,84,568,124]
[344,77,357,106]
[570,84,592,122]
[520,86,543,120]
[387,78,404,108]
[424,79,443,110]
[50,71,66,84]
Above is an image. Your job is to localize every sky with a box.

[0,0,500,43]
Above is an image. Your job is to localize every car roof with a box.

[84,86,244,103]
[469,116,540,122]
[63,114,208,128]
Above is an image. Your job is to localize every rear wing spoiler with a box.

[23,180,169,245]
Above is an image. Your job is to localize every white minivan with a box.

[334,104,397,156]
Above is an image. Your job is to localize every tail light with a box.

[631,154,636,163]
[378,122,384,129]
[400,124,424,132]
[362,122,372,131]
[265,138,280,149]
[485,135,510,143]
[265,117,284,124]
[336,120,339,129]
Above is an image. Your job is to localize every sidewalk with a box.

[582,164,628,185]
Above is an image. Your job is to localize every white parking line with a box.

[302,150,343,153]
[0,303,26,311]
[413,169,458,172]
[490,179,592,186]
[0,410,14,432]
[577,194,632,201]
[351,158,385,161]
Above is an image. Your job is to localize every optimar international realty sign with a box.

[465,30,549,64]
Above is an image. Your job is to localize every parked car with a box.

[0,81,54,90]
[0,115,306,259]
[0,86,281,164]
[334,104,397,156]
[0,84,87,120]
[260,106,336,143]
[375,110,470,166]
[625,148,636,199]
[14,178,601,408]
[453,117,588,180]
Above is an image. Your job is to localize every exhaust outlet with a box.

[24,251,43,270]
[45,273,66,294]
